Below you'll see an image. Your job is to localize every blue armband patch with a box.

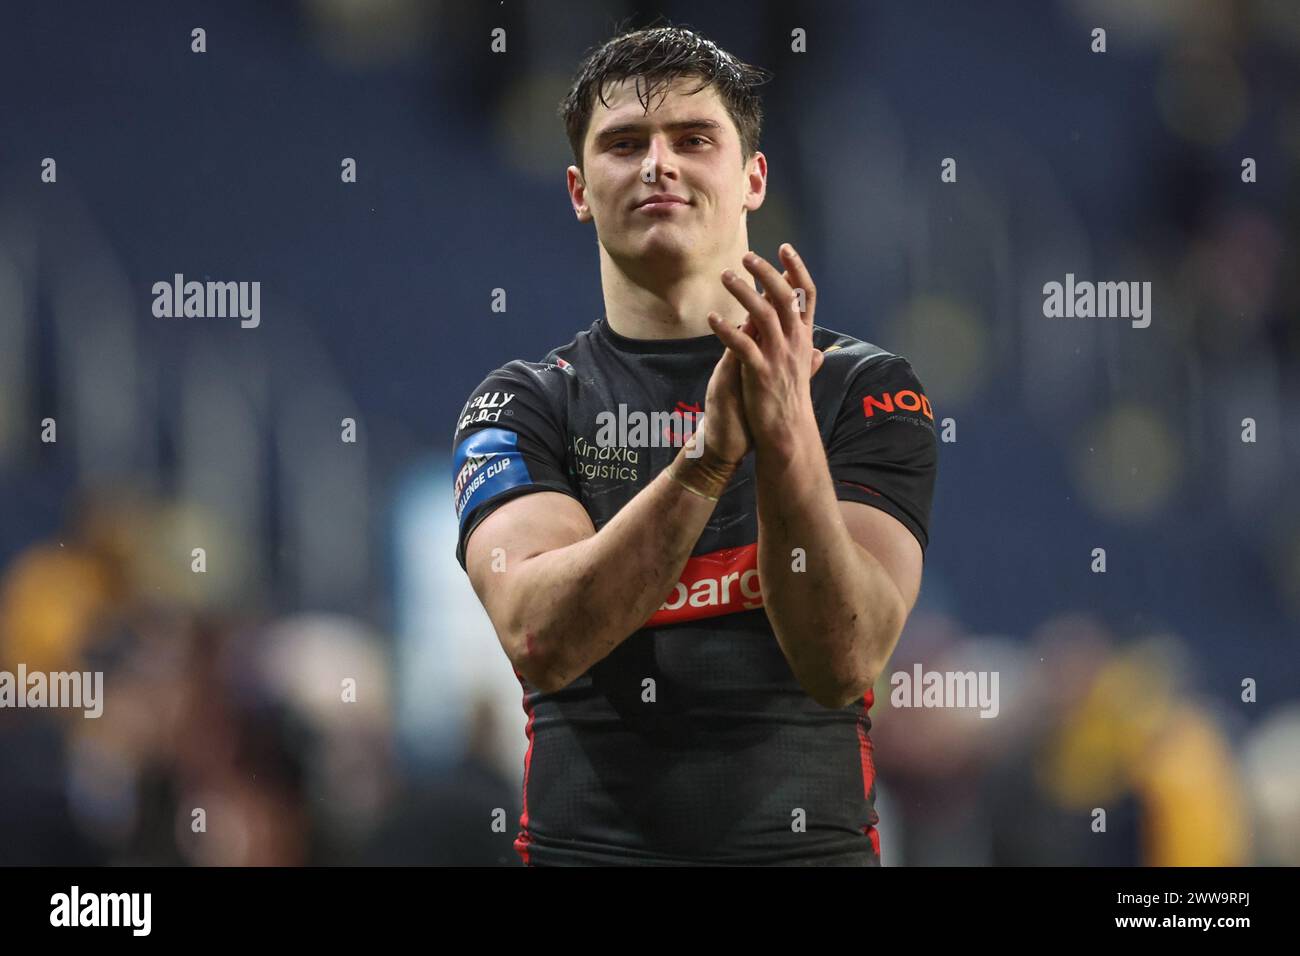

[453,428,534,526]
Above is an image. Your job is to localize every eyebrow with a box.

[593,119,723,142]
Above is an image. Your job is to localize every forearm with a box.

[506,446,735,690]
[754,407,905,707]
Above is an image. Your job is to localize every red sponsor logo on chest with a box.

[645,543,763,627]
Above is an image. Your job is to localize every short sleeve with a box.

[452,361,578,569]
[825,355,938,555]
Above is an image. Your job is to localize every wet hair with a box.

[559,22,772,172]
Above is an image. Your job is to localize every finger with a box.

[729,313,759,343]
[741,251,798,337]
[716,343,741,382]
[766,269,803,327]
[810,348,824,378]
[778,244,817,329]
[766,265,817,360]
[708,311,765,371]
[721,268,781,353]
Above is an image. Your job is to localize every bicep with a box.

[838,499,923,618]
[465,491,596,630]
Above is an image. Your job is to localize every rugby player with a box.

[452,25,938,865]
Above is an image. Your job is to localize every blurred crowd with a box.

[0,491,520,864]
[2,491,1297,865]
[873,610,1300,865]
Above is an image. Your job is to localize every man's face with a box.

[568,75,765,268]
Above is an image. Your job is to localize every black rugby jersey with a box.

[451,315,938,865]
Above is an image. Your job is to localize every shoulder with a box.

[812,324,926,390]
[463,323,595,396]
[453,325,600,442]
[465,357,574,393]
[455,359,567,428]
[538,322,597,369]
[460,322,598,406]
[811,325,936,435]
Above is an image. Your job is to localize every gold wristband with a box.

[666,464,722,501]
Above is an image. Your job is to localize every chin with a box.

[602,230,697,270]
[633,230,697,260]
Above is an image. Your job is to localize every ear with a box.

[567,165,593,223]
[743,150,767,213]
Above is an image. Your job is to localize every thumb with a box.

[810,348,825,378]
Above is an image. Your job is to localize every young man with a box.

[451,26,937,865]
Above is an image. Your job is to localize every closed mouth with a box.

[635,196,689,208]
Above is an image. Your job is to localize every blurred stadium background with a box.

[1,0,1297,865]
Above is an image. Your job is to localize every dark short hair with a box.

[558,23,772,172]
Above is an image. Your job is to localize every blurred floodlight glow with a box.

[1073,405,1182,520]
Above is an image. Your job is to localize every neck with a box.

[599,240,754,340]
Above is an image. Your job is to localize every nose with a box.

[641,133,677,184]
